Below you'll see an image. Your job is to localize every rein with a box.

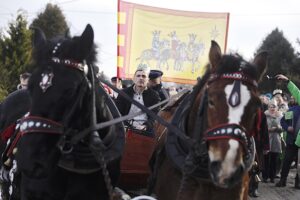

[71,84,190,145]
[87,61,115,199]
[78,78,190,142]
[13,57,118,199]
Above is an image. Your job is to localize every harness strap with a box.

[1,123,16,142]
[4,115,64,161]
[208,72,257,87]
[19,116,63,136]
[205,123,249,147]
[6,131,21,158]
[71,78,189,145]
[52,57,88,74]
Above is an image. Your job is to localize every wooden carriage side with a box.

[118,129,156,189]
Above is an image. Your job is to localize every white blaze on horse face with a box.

[217,83,251,179]
[225,84,251,124]
[219,139,239,181]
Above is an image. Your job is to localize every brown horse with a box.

[148,41,268,200]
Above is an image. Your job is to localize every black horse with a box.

[0,89,31,200]
[0,24,125,200]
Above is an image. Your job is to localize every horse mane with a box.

[186,54,258,134]
[191,53,257,98]
[189,64,211,102]
[216,54,257,80]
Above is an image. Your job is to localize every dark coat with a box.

[151,84,169,101]
[254,109,270,170]
[256,110,270,152]
[115,85,161,131]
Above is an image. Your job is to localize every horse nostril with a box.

[210,161,221,172]
[237,165,244,174]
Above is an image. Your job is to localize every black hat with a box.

[149,70,163,80]
[111,76,122,82]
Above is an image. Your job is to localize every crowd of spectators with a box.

[249,74,300,198]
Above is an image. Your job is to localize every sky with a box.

[1,0,300,78]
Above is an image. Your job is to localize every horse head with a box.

[16,24,123,180]
[188,41,267,188]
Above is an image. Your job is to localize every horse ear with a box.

[209,40,222,72]
[79,24,94,57]
[253,51,268,82]
[64,28,71,38]
[31,27,46,48]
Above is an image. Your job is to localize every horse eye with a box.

[208,99,215,107]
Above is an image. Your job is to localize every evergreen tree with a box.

[30,3,69,39]
[289,39,300,87]
[255,28,296,93]
[0,41,8,100]
[0,11,32,97]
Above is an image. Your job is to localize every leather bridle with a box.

[204,71,258,171]
[4,57,92,159]
[17,57,91,149]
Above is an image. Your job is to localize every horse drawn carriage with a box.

[0,23,269,200]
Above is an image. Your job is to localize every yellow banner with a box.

[119,1,229,84]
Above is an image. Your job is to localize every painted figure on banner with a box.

[186,34,205,73]
[136,30,205,74]
[136,30,162,64]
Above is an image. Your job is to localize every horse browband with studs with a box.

[209,72,257,87]
[52,57,88,74]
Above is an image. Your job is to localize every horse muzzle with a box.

[209,160,245,188]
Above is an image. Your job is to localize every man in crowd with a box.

[275,74,300,189]
[276,96,300,189]
[272,89,289,113]
[17,72,31,90]
[148,69,169,101]
[110,76,122,100]
[115,64,160,133]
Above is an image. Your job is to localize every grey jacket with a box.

[265,110,283,153]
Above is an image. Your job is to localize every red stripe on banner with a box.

[117,0,121,78]
[118,0,132,78]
